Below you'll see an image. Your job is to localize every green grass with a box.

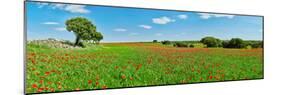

[26,43,263,93]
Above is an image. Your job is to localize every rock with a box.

[28,38,82,49]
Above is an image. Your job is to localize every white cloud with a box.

[36,3,90,14]
[36,2,48,8]
[113,28,127,32]
[54,27,67,31]
[138,25,152,29]
[64,5,90,14]
[198,13,212,19]
[178,15,188,19]
[155,33,163,36]
[42,22,59,25]
[152,16,175,24]
[198,13,235,19]
[129,33,139,36]
[50,4,66,9]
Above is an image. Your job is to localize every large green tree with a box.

[65,17,102,46]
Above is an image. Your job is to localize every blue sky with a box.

[26,2,263,42]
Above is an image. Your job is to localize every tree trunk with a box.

[74,36,80,46]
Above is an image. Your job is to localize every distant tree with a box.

[216,39,223,47]
[200,37,222,47]
[251,41,263,48]
[226,38,245,48]
[153,40,158,43]
[161,40,171,45]
[260,41,263,48]
[222,41,229,48]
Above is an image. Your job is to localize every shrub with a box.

[153,40,158,43]
[174,42,188,47]
[191,43,206,48]
[189,44,194,48]
[245,45,252,49]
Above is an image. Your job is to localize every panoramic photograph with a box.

[25,1,263,94]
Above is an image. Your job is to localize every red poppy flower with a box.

[209,75,213,80]
[45,72,50,75]
[88,80,92,84]
[39,80,44,84]
[32,84,38,88]
[102,85,107,89]
[44,87,49,90]
[31,59,36,64]
[50,88,55,92]
[51,70,56,72]
[95,81,99,86]
[37,88,44,92]
[121,75,126,79]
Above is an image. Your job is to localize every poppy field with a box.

[26,42,263,93]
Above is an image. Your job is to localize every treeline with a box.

[155,36,263,49]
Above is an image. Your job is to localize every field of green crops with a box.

[26,43,263,93]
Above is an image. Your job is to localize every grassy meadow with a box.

[26,42,263,93]
[25,2,264,94]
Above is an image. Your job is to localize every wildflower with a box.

[37,88,44,92]
[45,72,50,75]
[115,66,119,69]
[50,88,55,92]
[44,87,49,90]
[32,84,38,88]
[121,75,126,79]
[102,85,107,89]
[88,80,92,84]
[209,75,213,80]
[39,80,43,84]
[95,81,99,86]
